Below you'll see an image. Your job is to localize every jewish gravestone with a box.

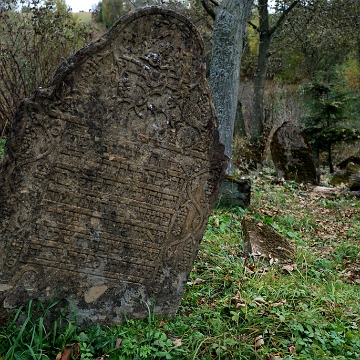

[0,7,228,326]
[270,122,318,184]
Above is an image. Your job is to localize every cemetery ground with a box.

[0,165,359,359]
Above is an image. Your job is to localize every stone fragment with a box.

[330,170,352,186]
[331,154,360,189]
[270,122,318,184]
[217,175,251,208]
[349,173,360,191]
[337,155,360,170]
[312,186,337,195]
[345,161,360,174]
[233,138,260,174]
[242,217,294,263]
[0,7,228,326]
[330,162,359,186]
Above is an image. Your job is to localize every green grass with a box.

[71,12,107,41]
[73,12,92,23]
[0,138,5,160]
[0,169,359,359]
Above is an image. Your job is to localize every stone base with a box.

[217,175,251,208]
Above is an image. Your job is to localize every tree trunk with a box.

[209,0,254,174]
[328,144,334,173]
[250,0,271,169]
[250,0,299,167]
[312,148,319,169]
[251,0,270,144]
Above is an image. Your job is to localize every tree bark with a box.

[312,148,319,169]
[328,144,334,174]
[209,0,254,174]
[251,0,270,143]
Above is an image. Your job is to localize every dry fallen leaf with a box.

[56,343,79,360]
[236,302,246,309]
[270,299,286,307]
[193,278,206,285]
[214,217,220,228]
[115,338,122,348]
[173,338,182,347]
[282,263,297,273]
[254,335,264,348]
[268,354,283,359]
[253,297,266,305]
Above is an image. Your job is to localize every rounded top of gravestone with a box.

[270,122,318,184]
[51,6,205,87]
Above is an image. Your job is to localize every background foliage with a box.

[0,0,94,137]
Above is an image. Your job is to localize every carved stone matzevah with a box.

[0,7,228,326]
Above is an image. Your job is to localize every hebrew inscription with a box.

[0,7,227,325]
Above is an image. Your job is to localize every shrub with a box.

[0,0,94,136]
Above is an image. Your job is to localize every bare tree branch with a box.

[269,0,299,36]
[201,0,216,20]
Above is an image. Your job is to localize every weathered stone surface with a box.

[242,217,294,263]
[313,186,337,195]
[345,161,360,174]
[330,170,351,186]
[330,162,359,186]
[233,138,260,174]
[217,175,251,208]
[270,122,318,184]
[337,155,360,170]
[0,7,227,326]
[349,173,360,191]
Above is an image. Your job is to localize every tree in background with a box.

[236,0,360,170]
[102,0,130,28]
[278,0,356,82]
[0,0,93,137]
[91,1,103,23]
[247,0,299,168]
[274,0,360,170]
[300,81,360,172]
[100,0,176,28]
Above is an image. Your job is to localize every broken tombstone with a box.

[270,122,318,184]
